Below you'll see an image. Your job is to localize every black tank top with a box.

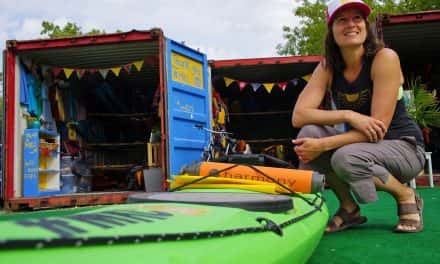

[330,57,424,146]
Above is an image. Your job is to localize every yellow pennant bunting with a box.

[133,60,144,71]
[262,83,275,93]
[224,77,235,87]
[302,74,312,82]
[111,67,122,77]
[63,68,74,79]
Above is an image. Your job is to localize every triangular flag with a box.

[76,69,86,79]
[251,83,260,92]
[238,81,248,91]
[224,77,235,87]
[291,78,299,86]
[99,69,109,79]
[262,83,275,93]
[52,67,62,77]
[88,68,98,74]
[302,74,312,82]
[111,67,122,77]
[123,64,132,73]
[278,82,287,91]
[63,68,75,79]
[133,60,144,71]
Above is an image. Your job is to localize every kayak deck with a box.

[0,190,328,264]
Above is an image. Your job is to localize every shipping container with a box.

[377,10,440,171]
[209,56,320,167]
[1,28,321,211]
[2,29,212,210]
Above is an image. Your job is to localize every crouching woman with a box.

[292,0,425,233]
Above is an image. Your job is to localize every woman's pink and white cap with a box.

[326,0,371,25]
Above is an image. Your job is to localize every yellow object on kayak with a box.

[170,175,293,194]
[172,183,289,194]
[173,175,274,185]
[180,162,325,194]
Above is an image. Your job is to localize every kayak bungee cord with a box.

[169,163,241,192]
[170,163,324,210]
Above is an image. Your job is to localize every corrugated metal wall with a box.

[17,41,160,83]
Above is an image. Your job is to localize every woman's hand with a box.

[347,111,387,142]
[292,137,325,164]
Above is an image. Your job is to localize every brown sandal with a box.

[393,190,424,233]
[325,206,367,234]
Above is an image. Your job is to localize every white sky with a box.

[0,0,300,64]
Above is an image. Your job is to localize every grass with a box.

[308,188,440,264]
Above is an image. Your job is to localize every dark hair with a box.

[324,19,384,73]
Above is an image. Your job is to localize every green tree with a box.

[277,0,440,56]
[40,21,106,38]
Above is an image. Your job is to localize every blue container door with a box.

[165,39,210,178]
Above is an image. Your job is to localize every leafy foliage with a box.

[277,0,440,56]
[406,77,440,128]
[40,21,106,38]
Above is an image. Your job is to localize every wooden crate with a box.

[147,143,161,167]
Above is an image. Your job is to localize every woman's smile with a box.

[333,8,367,47]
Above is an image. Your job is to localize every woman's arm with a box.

[293,50,402,163]
[370,48,404,129]
[292,60,386,142]
[294,130,368,163]
[292,62,352,128]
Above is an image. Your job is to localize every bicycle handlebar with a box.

[194,124,233,135]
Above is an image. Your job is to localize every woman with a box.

[292,0,425,233]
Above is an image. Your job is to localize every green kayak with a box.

[0,190,328,264]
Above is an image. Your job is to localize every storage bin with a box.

[143,168,163,192]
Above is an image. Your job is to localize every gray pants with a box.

[297,125,426,203]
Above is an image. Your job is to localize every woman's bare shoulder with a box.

[371,48,403,82]
[373,48,400,63]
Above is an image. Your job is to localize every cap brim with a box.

[327,2,372,25]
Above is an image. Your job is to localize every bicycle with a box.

[194,124,236,161]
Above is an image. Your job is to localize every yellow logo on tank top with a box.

[335,88,370,110]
